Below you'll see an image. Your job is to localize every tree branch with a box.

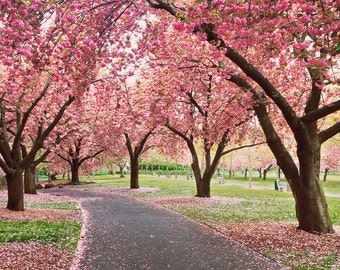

[300,100,340,124]
[20,95,75,169]
[13,75,52,149]
[319,122,340,144]
[79,149,105,166]
[146,0,180,17]
[186,92,205,116]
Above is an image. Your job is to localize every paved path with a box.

[43,188,284,270]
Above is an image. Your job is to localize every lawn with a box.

[0,199,81,252]
[80,173,340,225]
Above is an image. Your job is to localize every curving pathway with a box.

[42,188,285,270]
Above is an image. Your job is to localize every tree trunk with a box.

[119,165,125,178]
[263,165,272,180]
[291,144,333,233]
[293,175,333,233]
[71,164,80,185]
[263,170,268,181]
[196,175,211,197]
[323,168,329,181]
[251,94,334,233]
[257,168,262,178]
[24,165,37,194]
[6,169,24,211]
[130,157,139,189]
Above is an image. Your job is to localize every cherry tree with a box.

[144,0,339,233]
[54,89,111,184]
[321,143,340,181]
[139,50,262,196]
[101,141,129,178]
[121,84,169,188]
[0,0,114,210]
[253,145,276,180]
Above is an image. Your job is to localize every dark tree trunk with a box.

[196,174,211,197]
[130,157,139,189]
[191,147,222,198]
[294,178,332,233]
[323,168,329,181]
[263,164,272,180]
[263,170,268,181]
[6,169,24,211]
[254,100,334,233]
[125,132,152,190]
[256,168,262,178]
[24,165,37,195]
[291,144,333,233]
[71,163,80,185]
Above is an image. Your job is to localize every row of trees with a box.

[0,1,339,234]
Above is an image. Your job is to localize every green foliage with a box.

[0,220,81,251]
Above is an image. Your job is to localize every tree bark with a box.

[291,143,333,233]
[71,163,80,185]
[255,101,334,233]
[6,168,24,211]
[24,165,37,194]
[130,157,139,189]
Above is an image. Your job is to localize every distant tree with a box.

[321,144,340,181]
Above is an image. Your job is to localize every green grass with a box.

[0,200,79,210]
[0,220,81,251]
[0,199,81,252]
[79,174,340,225]
[320,175,340,194]
[25,201,79,210]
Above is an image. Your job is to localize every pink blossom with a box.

[234,17,246,26]
[292,40,309,51]
[12,20,25,29]
[172,21,186,32]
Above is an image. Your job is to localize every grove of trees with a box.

[0,0,339,234]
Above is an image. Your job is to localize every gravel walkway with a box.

[42,188,284,270]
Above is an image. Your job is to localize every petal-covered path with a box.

[43,188,284,270]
